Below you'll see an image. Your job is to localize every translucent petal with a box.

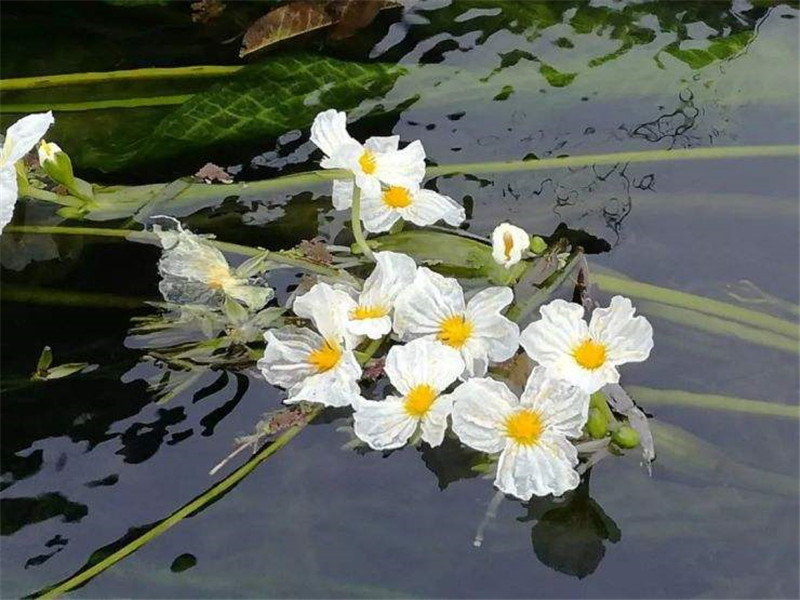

[331,179,355,210]
[384,338,464,395]
[0,166,19,233]
[293,282,359,349]
[519,366,589,438]
[450,378,514,453]
[373,140,426,188]
[400,189,465,227]
[310,109,355,161]
[589,295,654,365]
[2,112,54,165]
[393,267,465,340]
[258,327,321,389]
[353,397,418,450]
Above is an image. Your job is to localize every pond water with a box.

[1,1,799,598]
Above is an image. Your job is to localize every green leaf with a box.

[36,346,53,373]
[662,31,754,69]
[368,230,527,285]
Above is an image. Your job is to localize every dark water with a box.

[1,1,799,598]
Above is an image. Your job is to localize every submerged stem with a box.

[349,186,375,261]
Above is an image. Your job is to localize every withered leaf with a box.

[194,162,233,184]
[240,1,334,58]
[191,0,225,24]
[299,237,333,265]
[328,0,385,41]
[362,357,386,381]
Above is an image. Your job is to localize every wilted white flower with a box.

[0,111,54,233]
[353,339,464,450]
[347,251,417,339]
[520,297,653,394]
[491,222,529,269]
[359,183,465,233]
[451,366,589,500]
[258,282,362,407]
[393,267,519,377]
[310,109,425,208]
[154,221,272,311]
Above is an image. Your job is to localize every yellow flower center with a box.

[206,264,236,290]
[351,304,388,320]
[382,186,413,209]
[505,409,544,446]
[403,384,438,418]
[573,339,607,370]
[437,314,473,349]
[307,339,342,373]
[359,150,377,175]
[503,231,514,260]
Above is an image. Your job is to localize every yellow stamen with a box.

[573,339,607,370]
[437,314,473,349]
[351,304,388,320]
[503,231,514,260]
[404,384,437,418]
[505,409,544,446]
[382,186,413,209]
[206,264,236,290]
[307,339,342,373]
[359,150,377,175]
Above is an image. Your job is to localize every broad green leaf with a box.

[662,31,755,70]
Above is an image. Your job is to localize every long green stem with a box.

[628,386,799,419]
[1,95,193,113]
[3,225,343,278]
[349,186,374,261]
[0,65,242,91]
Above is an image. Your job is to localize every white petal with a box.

[520,299,587,368]
[449,378,515,453]
[589,295,654,365]
[364,135,399,153]
[284,349,362,407]
[400,189,465,227]
[2,112,54,165]
[359,188,399,233]
[466,287,519,363]
[359,251,417,310]
[331,179,355,210]
[495,438,580,500]
[310,109,355,162]
[293,282,359,349]
[384,338,464,395]
[519,366,589,438]
[353,397,418,450]
[374,140,426,188]
[347,315,392,339]
[393,267,465,340]
[0,167,19,233]
[491,223,530,269]
[258,327,320,389]
[420,395,453,447]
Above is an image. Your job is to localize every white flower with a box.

[154,221,273,311]
[310,109,425,209]
[258,282,362,407]
[520,296,653,394]
[353,339,464,450]
[491,222,529,269]
[347,251,417,339]
[450,366,589,500]
[37,140,62,165]
[0,112,54,233]
[359,183,465,233]
[393,267,519,377]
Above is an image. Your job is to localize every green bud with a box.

[612,424,640,449]
[586,407,608,439]
[38,140,76,189]
[529,235,548,255]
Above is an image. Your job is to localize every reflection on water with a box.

[1,0,798,598]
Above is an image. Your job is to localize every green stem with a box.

[0,65,242,91]
[2,225,344,278]
[1,284,149,309]
[1,95,193,114]
[23,186,83,208]
[628,386,799,419]
[349,186,374,261]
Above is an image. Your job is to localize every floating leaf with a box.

[240,2,335,57]
[662,31,754,70]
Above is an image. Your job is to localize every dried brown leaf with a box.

[240,1,334,58]
[194,162,233,184]
[362,357,386,381]
[191,0,225,24]
[299,237,334,265]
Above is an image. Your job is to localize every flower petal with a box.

[420,395,453,448]
[284,349,362,407]
[495,438,580,500]
[360,186,400,233]
[520,299,587,367]
[400,189,465,227]
[347,315,392,339]
[293,282,359,348]
[519,366,589,438]
[466,286,519,364]
[310,109,355,163]
[364,135,399,153]
[393,267,465,340]
[491,223,530,269]
[331,179,355,210]
[450,378,515,453]
[374,140,426,188]
[589,295,654,365]
[0,167,19,233]
[3,112,54,165]
[258,327,320,389]
[384,338,464,395]
[353,397,418,450]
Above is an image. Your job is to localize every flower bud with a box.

[530,235,548,255]
[586,407,608,439]
[612,424,640,449]
[38,140,76,188]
